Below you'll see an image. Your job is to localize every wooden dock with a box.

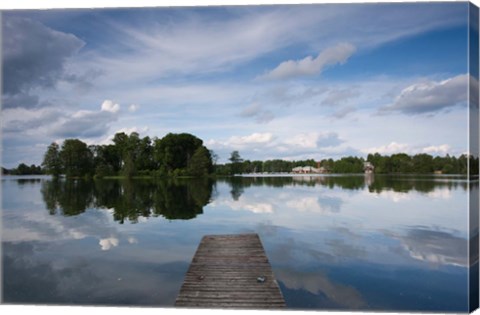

[175,233,286,309]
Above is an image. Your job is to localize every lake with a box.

[1,174,475,311]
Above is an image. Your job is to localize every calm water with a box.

[1,174,474,311]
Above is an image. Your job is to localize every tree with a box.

[412,154,433,174]
[122,152,136,178]
[229,151,243,164]
[229,151,244,175]
[92,144,119,177]
[42,142,62,177]
[390,153,413,173]
[154,133,204,175]
[60,139,93,178]
[187,146,213,177]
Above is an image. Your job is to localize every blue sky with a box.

[1,2,475,167]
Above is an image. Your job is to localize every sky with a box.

[0,2,475,168]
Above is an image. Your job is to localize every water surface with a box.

[1,175,472,311]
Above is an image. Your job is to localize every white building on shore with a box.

[292,166,328,174]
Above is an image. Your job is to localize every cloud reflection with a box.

[99,236,120,251]
[389,227,468,267]
[275,268,366,309]
[2,242,188,306]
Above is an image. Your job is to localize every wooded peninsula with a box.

[1,132,476,177]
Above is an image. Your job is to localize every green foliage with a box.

[332,156,364,173]
[154,133,204,174]
[187,146,213,177]
[42,142,62,177]
[60,139,93,178]
[214,151,469,175]
[121,152,137,178]
[229,151,244,175]
[10,163,43,175]
[40,131,214,178]
[366,153,468,174]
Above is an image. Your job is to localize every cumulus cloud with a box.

[380,74,468,115]
[101,100,120,113]
[227,133,275,147]
[363,142,411,155]
[261,43,356,80]
[2,17,84,109]
[422,144,451,155]
[363,142,453,156]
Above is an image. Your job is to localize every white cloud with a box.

[261,43,356,80]
[363,142,411,155]
[381,74,468,115]
[128,104,140,112]
[284,132,319,149]
[218,132,275,148]
[422,144,451,155]
[101,99,120,113]
[363,142,454,156]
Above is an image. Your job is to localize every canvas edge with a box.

[469,1,480,313]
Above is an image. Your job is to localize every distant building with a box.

[292,165,328,174]
[364,161,375,174]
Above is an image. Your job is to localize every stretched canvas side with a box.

[469,2,480,312]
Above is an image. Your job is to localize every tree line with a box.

[2,164,43,175]
[29,175,470,225]
[215,151,472,175]
[1,133,476,177]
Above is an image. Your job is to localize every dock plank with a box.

[175,233,285,309]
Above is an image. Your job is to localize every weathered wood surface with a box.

[175,233,286,309]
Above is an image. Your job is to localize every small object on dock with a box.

[175,233,285,309]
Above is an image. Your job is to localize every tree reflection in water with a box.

[217,174,468,197]
[41,178,213,223]
[40,175,468,223]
